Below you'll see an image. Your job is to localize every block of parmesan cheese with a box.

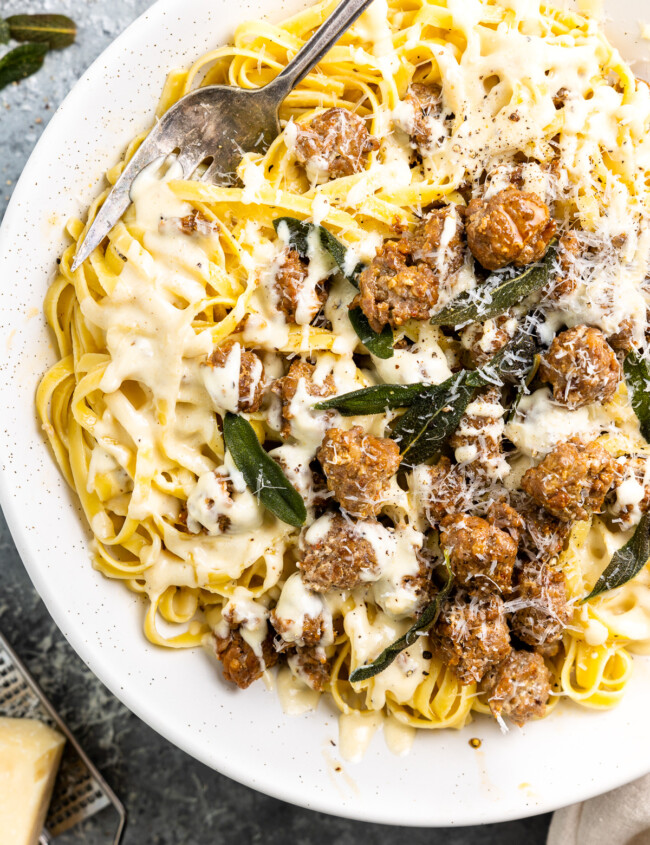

[0,717,65,845]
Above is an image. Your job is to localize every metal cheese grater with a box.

[0,630,126,844]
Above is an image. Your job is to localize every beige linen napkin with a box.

[547,774,650,845]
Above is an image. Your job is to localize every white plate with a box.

[1,0,650,827]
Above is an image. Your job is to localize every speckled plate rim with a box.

[1,0,650,828]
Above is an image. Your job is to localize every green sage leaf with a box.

[0,43,48,91]
[348,306,394,359]
[476,327,539,386]
[505,352,541,423]
[430,243,557,327]
[222,412,306,528]
[624,351,650,443]
[272,216,362,285]
[349,554,453,682]
[6,14,76,49]
[391,372,475,466]
[582,512,650,603]
[391,329,538,465]
[315,383,435,415]
[0,20,10,45]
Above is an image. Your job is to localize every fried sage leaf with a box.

[0,43,48,91]
[430,244,556,327]
[273,216,362,285]
[392,329,538,465]
[348,306,394,359]
[7,14,76,49]
[0,20,10,45]
[624,351,650,442]
[582,513,650,603]
[272,216,394,358]
[477,326,539,386]
[315,383,435,415]
[392,372,475,466]
[222,412,306,528]
[349,555,453,683]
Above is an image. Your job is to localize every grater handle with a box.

[39,834,52,844]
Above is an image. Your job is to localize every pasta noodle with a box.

[37,0,650,747]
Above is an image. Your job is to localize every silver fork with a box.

[71,0,376,271]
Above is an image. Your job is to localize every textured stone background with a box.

[0,1,551,842]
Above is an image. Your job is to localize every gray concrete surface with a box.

[0,1,551,842]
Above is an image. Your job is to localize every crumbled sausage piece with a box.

[609,455,650,526]
[402,83,446,153]
[440,514,517,594]
[273,451,330,514]
[460,312,518,369]
[299,513,380,591]
[273,360,335,438]
[206,341,265,413]
[417,457,468,526]
[510,492,571,562]
[465,187,556,270]
[521,439,618,522]
[432,592,511,685]
[481,650,551,726]
[535,640,561,658]
[539,326,621,409]
[410,207,465,275]
[318,426,400,517]
[607,318,635,353]
[214,629,278,689]
[353,207,464,333]
[273,248,329,324]
[166,209,218,236]
[271,609,329,650]
[450,386,509,481]
[544,231,580,301]
[185,473,233,534]
[354,243,437,334]
[294,107,379,180]
[289,647,331,692]
[400,550,436,614]
[510,560,571,647]
[487,501,526,545]
[553,87,570,109]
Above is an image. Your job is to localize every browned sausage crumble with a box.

[353,206,464,333]
[440,514,517,595]
[273,360,336,438]
[271,608,329,649]
[487,501,526,545]
[289,648,331,691]
[273,248,329,323]
[481,650,551,726]
[318,426,401,517]
[419,457,470,526]
[450,386,508,480]
[465,187,556,270]
[509,560,571,647]
[511,492,572,562]
[215,629,279,689]
[460,312,518,369]
[539,325,621,409]
[522,439,618,522]
[294,107,379,180]
[403,83,446,153]
[543,230,580,301]
[299,513,381,591]
[432,592,512,685]
[206,341,265,413]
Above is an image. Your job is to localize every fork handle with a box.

[270,0,377,95]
